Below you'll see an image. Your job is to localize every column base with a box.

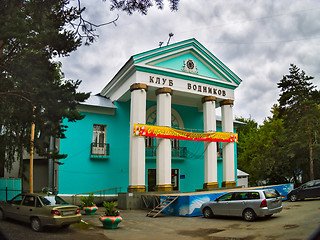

[156,184,172,192]
[203,182,219,190]
[222,181,236,188]
[127,185,146,193]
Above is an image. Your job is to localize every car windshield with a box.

[264,189,280,199]
[39,196,68,206]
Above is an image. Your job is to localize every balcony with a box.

[90,143,110,159]
[146,146,187,159]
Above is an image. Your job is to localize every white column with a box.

[202,96,219,189]
[128,83,147,192]
[221,99,236,187]
[156,87,172,192]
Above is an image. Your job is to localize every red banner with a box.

[133,124,237,142]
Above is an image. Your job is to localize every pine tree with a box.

[277,64,320,181]
[0,0,180,176]
[0,1,90,177]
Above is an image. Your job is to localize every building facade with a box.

[58,39,243,195]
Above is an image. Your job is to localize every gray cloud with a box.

[59,0,320,124]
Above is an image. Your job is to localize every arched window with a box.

[145,106,184,155]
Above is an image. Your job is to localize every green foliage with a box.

[237,64,320,185]
[0,1,89,175]
[277,64,320,181]
[109,0,179,15]
[0,0,180,176]
[102,201,120,216]
[80,194,95,207]
[236,116,259,184]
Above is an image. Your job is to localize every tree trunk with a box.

[308,132,314,181]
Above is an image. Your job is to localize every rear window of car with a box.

[314,180,320,186]
[39,196,68,206]
[264,189,280,199]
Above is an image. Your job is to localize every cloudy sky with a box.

[59,0,320,124]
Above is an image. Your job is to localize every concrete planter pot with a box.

[83,205,98,215]
[99,215,123,229]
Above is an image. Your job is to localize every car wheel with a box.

[290,194,297,202]
[243,208,256,222]
[31,217,43,232]
[0,209,5,220]
[203,207,214,218]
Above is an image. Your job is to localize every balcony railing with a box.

[146,146,187,158]
[91,143,110,156]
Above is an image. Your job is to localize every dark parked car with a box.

[200,189,283,221]
[0,193,81,231]
[287,179,320,202]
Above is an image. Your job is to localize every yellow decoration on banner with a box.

[133,124,237,142]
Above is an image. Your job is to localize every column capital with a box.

[220,99,234,106]
[130,83,148,92]
[156,87,173,96]
[202,96,216,104]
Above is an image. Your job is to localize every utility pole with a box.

[48,136,55,193]
[29,106,36,193]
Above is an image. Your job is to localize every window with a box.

[246,192,260,200]
[39,196,68,206]
[91,124,107,155]
[145,137,154,148]
[171,139,180,150]
[264,190,280,199]
[217,142,222,158]
[22,196,35,207]
[218,193,233,201]
[314,180,320,187]
[93,124,106,147]
[233,192,247,200]
[10,194,23,205]
[36,198,42,207]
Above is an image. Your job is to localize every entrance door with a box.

[147,169,180,191]
[171,169,179,191]
[147,169,156,192]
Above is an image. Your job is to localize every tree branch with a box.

[67,0,119,45]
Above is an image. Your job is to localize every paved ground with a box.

[0,217,107,240]
[82,199,320,240]
[1,199,319,240]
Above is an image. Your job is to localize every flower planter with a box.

[83,205,98,215]
[99,215,123,229]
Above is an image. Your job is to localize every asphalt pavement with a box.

[81,199,320,240]
[1,199,319,240]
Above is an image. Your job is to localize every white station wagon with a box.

[200,189,283,221]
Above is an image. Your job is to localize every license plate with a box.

[62,211,74,216]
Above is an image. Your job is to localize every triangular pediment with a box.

[132,38,242,88]
[152,51,222,80]
[100,38,242,102]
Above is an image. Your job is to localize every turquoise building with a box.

[58,39,242,195]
